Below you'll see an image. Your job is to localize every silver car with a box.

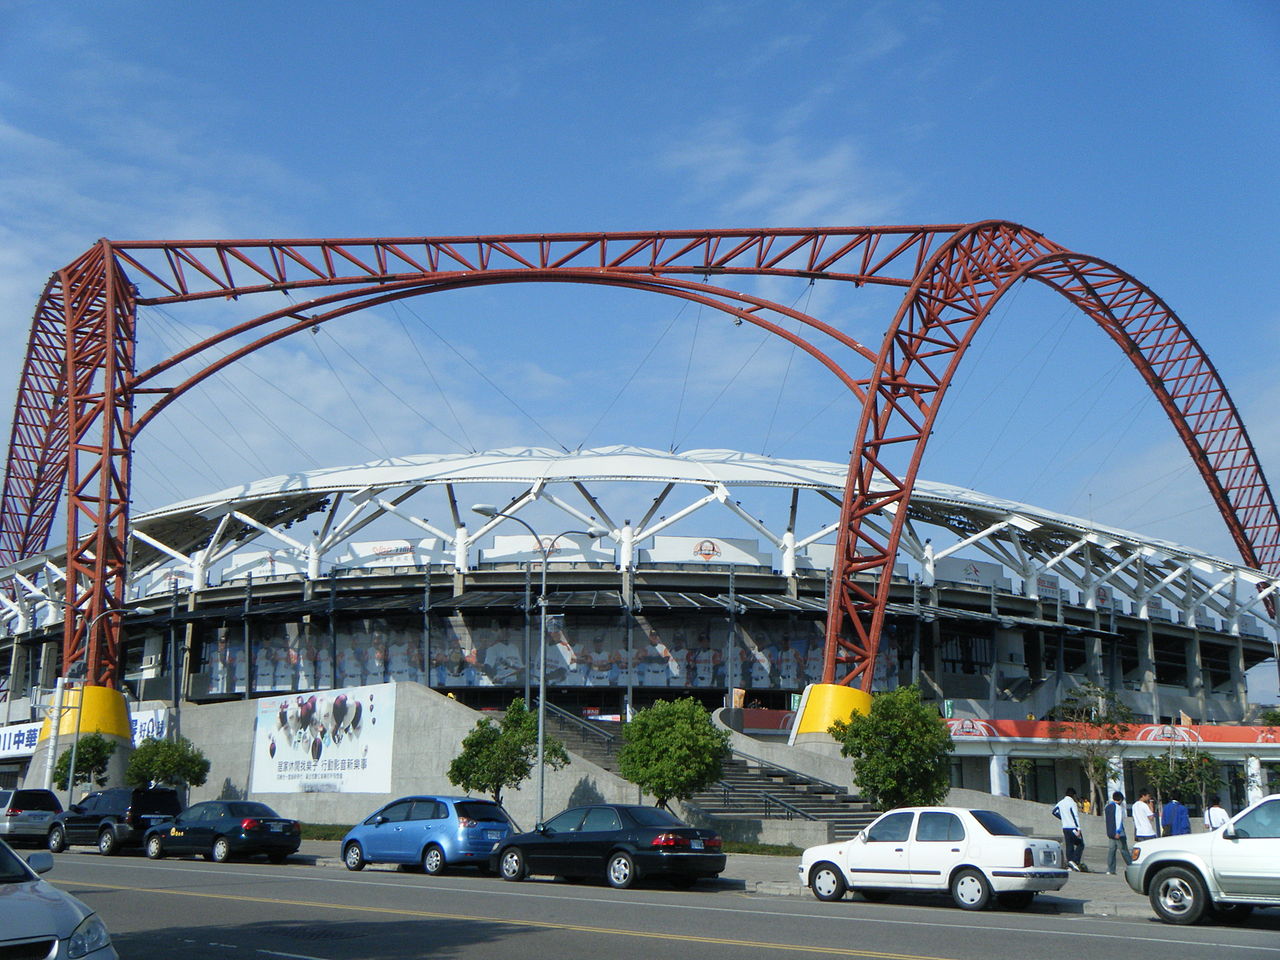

[0,840,118,958]
[1125,792,1280,924]
[0,788,63,842]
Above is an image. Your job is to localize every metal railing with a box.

[539,699,619,744]
[728,749,849,798]
[708,781,816,820]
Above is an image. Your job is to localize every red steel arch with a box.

[1,224,1274,689]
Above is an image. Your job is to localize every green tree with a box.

[1007,757,1035,800]
[828,685,954,808]
[125,736,210,790]
[1259,707,1280,727]
[1047,680,1134,810]
[447,698,568,805]
[1138,748,1224,811]
[53,733,116,792]
[618,697,730,809]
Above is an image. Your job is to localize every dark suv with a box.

[48,788,182,855]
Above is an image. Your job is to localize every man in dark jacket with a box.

[1162,794,1191,836]
[1104,790,1130,874]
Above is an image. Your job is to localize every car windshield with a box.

[227,802,279,818]
[0,843,33,884]
[12,791,61,812]
[455,802,508,824]
[135,792,181,815]
[625,807,684,828]
[970,810,1025,836]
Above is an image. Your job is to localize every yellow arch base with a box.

[37,684,132,742]
[788,683,873,745]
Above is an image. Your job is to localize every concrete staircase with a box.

[542,702,878,842]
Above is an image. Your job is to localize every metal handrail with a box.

[728,749,849,798]
[710,780,816,821]
[538,699,619,744]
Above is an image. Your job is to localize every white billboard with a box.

[250,682,396,794]
[225,549,306,580]
[935,557,1012,591]
[0,722,41,759]
[642,535,771,567]
[480,533,614,565]
[336,538,446,569]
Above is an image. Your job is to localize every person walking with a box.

[1132,789,1159,842]
[1162,794,1191,836]
[1104,791,1130,874]
[1054,787,1086,871]
[1204,795,1230,831]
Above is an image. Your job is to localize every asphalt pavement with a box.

[296,840,1153,919]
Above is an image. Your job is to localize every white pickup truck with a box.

[1124,792,1280,924]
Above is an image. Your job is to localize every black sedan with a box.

[143,800,301,864]
[490,803,725,889]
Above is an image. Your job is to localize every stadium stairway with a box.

[542,701,879,841]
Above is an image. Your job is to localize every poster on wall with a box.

[250,682,396,794]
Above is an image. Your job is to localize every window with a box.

[1233,800,1280,839]
[970,810,1025,837]
[455,801,508,824]
[227,802,276,819]
[916,812,965,842]
[411,800,446,821]
[373,801,413,824]
[626,806,684,828]
[543,808,586,834]
[181,803,216,824]
[580,807,621,832]
[866,812,914,843]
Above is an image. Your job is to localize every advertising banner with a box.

[250,682,396,794]
[0,722,42,759]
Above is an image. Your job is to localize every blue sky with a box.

[2,2,1278,691]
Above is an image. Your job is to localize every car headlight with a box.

[67,913,113,958]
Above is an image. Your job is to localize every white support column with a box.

[454,524,470,573]
[619,522,635,571]
[781,529,796,578]
[1245,755,1265,805]
[989,753,1010,797]
[922,540,935,587]
[1106,756,1125,802]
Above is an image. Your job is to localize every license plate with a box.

[486,830,502,840]
[1040,850,1056,865]
[270,823,284,832]
[27,813,49,821]
[691,839,704,850]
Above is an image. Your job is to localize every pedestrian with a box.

[1132,789,1159,842]
[1204,795,1229,831]
[1162,793,1191,836]
[1104,790,1130,874]
[1054,787,1086,871]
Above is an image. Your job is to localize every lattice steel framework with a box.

[2,223,1276,689]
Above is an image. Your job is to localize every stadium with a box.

[3,226,1279,832]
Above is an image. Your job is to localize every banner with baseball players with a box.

[250,682,396,794]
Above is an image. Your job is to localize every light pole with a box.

[471,504,608,826]
[62,605,155,803]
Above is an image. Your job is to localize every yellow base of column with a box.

[37,684,132,741]
[787,683,873,745]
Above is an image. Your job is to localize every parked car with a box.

[0,839,117,958]
[342,795,513,874]
[0,788,63,845]
[799,806,1068,910]
[490,803,726,889]
[143,800,301,863]
[1125,792,1280,924]
[48,787,182,855]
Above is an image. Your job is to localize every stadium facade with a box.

[2,446,1278,809]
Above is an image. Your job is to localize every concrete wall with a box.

[713,708,854,791]
[944,786,1097,840]
[180,683,641,830]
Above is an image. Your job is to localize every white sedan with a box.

[799,806,1068,910]
[0,840,118,958]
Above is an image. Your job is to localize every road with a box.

[38,851,1280,960]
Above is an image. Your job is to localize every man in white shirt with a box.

[1055,787,1085,871]
[1132,789,1159,842]
[1204,795,1230,831]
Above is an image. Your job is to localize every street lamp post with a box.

[471,504,608,826]
[61,605,155,804]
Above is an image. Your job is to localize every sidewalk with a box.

[296,842,1151,918]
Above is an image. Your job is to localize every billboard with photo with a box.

[250,682,396,794]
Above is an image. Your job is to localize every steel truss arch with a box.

[1,224,1274,689]
[823,221,1280,689]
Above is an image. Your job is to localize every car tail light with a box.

[458,817,477,829]
[5,807,21,816]
[651,833,692,848]
[241,818,262,831]
[1023,847,1034,868]
[706,836,722,849]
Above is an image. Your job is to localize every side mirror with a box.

[69,804,84,814]
[855,830,867,843]
[1222,821,1237,839]
[26,851,54,875]
[538,826,553,836]
[374,815,389,825]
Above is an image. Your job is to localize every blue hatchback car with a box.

[341,795,513,875]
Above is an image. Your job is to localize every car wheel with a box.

[1210,902,1253,923]
[809,862,847,902]
[145,835,165,860]
[606,852,636,889]
[951,868,992,910]
[212,837,231,863]
[47,825,66,853]
[1149,866,1208,925]
[97,829,118,856]
[499,847,526,882]
[859,889,891,903]
[343,842,366,872]
[268,852,290,865]
[422,844,446,876]
[997,891,1035,910]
